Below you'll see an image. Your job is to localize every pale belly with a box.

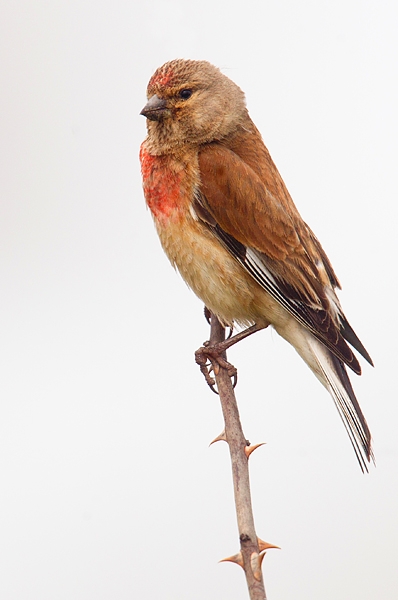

[154,210,288,329]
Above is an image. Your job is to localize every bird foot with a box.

[195,343,238,394]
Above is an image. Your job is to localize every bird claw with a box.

[195,345,238,392]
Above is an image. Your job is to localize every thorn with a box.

[250,552,263,581]
[257,537,280,552]
[244,443,266,458]
[220,552,244,568]
[209,430,227,446]
[258,550,267,569]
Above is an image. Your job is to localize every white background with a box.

[1,1,397,598]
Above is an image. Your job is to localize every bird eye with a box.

[179,89,193,100]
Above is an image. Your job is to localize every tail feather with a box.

[307,336,373,472]
[340,315,374,367]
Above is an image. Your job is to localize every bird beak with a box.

[140,94,168,121]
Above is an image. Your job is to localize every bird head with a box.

[141,59,248,152]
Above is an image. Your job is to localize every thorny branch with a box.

[206,313,275,600]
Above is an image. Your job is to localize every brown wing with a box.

[197,141,372,373]
[198,142,331,308]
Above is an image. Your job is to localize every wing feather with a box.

[197,142,372,373]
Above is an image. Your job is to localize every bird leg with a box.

[204,305,233,338]
[204,305,212,324]
[195,321,266,393]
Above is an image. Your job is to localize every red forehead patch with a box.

[149,67,174,89]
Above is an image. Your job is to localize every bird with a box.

[139,59,373,471]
